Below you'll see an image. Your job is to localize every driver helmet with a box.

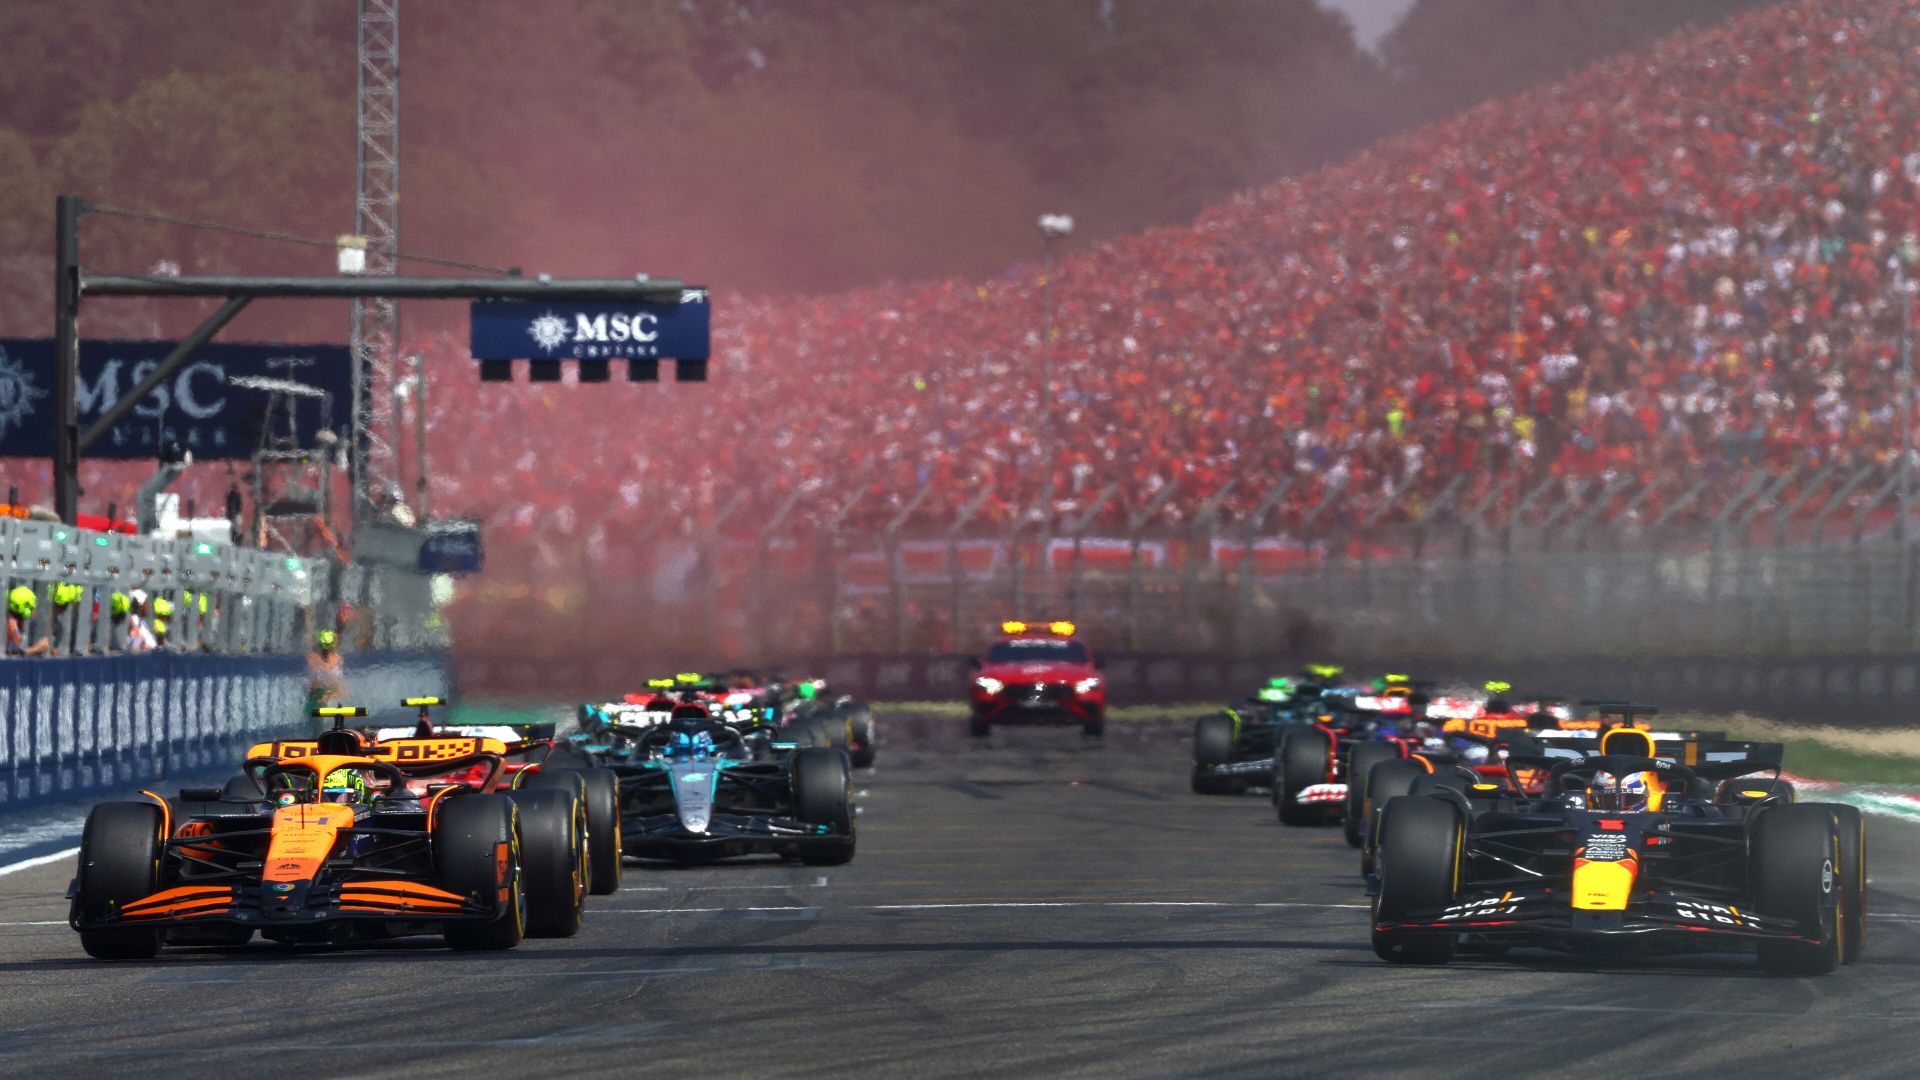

[316,629,338,653]
[268,770,317,807]
[322,767,373,805]
[663,729,715,761]
[7,586,35,619]
[1587,769,1658,812]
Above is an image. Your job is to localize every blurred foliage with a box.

[1380,0,1780,120]
[0,0,1784,330]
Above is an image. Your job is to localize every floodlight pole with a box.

[1041,229,1056,498]
[51,196,83,523]
[1900,262,1913,548]
[1036,213,1071,514]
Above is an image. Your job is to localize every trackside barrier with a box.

[0,650,449,811]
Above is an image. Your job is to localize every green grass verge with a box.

[1774,738,1920,787]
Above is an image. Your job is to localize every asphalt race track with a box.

[2,718,1918,1079]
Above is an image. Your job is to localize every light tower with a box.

[350,0,402,527]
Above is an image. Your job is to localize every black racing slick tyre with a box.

[76,801,165,960]
[1364,759,1427,846]
[578,769,623,895]
[1832,804,1866,964]
[438,795,525,951]
[542,745,598,771]
[814,708,853,752]
[1362,759,1428,878]
[1753,804,1843,976]
[1345,742,1403,847]
[1371,796,1462,965]
[847,706,878,768]
[1191,714,1237,795]
[969,712,991,739]
[514,788,586,938]
[792,748,855,866]
[1082,709,1105,738]
[1275,726,1333,826]
[522,764,610,891]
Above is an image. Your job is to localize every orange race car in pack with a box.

[67,708,581,959]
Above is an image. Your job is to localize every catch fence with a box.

[465,464,1920,670]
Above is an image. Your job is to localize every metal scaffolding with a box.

[351,0,402,526]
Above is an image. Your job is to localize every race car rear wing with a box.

[1501,732,1783,772]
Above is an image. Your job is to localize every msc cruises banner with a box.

[469,290,712,361]
[0,339,350,459]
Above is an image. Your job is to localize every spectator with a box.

[15,0,1920,614]
[6,587,50,658]
[124,589,157,653]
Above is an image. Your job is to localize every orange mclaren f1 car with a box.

[67,713,574,959]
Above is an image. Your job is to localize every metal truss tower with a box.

[350,0,401,526]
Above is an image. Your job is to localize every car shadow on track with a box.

[11,936,1378,972]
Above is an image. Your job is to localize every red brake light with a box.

[1597,819,1624,831]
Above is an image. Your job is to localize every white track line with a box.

[0,847,78,879]
[617,882,831,893]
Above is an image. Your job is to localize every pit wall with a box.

[0,650,447,810]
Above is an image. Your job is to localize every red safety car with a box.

[968,621,1107,738]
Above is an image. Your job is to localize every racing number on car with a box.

[391,739,482,761]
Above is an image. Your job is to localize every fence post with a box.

[1236,480,1293,655]
[1185,481,1236,648]
[1126,481,1180,651]
[756,489,806,663]
[821,489,865,656]
[1537,479,1590,553]
[1772,464,1836,548]
[884,487,931,650]
[947,489,993,654]
[1066,484,1118,625]
[1570,475,1635,552]
[701,492,747,656]
[1459,477,1508,559]
[1297,477,1346,653]
[1810,466,1876,548]
[1409,474,1463,560]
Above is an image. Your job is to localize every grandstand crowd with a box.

[26,0,1920,577]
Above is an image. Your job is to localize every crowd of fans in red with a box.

[28,0,1920,576]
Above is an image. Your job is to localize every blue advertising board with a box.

[469,289,711,361]
[0,339,350,459]
[419,520,484,575]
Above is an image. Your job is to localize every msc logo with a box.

[0,346,47,441]
[525,310,663,355]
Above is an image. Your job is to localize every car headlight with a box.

[975,676,1004,695]
[1074,677,1102,694]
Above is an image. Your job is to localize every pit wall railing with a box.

[1,516,449,655]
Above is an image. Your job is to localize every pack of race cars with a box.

[62,636,1869,977]
[67,669,867,959]
[1189,665,1868,975]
